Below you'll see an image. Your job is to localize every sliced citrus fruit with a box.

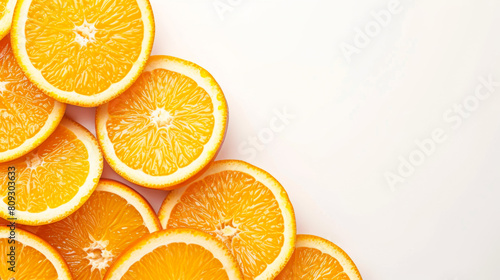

[158,160,296,280]
[11,0,155,107]
[0,217,37,232]
[104,228,244,280]
[0,117,103,225]
[0,226,72,279]
[33,179,161,280]
[0,35,65,163]
[96,55,228,189]
[0,0,16,40]
[276,235,363,280]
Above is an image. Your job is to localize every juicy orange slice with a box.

[96,55,228,189]
[0,0,16,40]
[33,179,161,280]
[276,235,362,280]
[158,160,296,280]
[0,117,103,225]
[0,35,65,162]
[11,0,155,106]
[104,228,244,280]
[0,226,72,279]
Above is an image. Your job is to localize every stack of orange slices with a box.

[0,0,364,279]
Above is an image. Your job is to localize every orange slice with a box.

[104,228,244,280]
[0,35,65,163]
[33,179,161,280]
[0,226,72,279]
[0,117,103,225]
[0,217,36,232]
[158,160,296,280]
[276,235,363,280]
[11,0,155,106]
[96,55,228,189]
[0,0,16,40]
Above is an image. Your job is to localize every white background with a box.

[67,0,500,279]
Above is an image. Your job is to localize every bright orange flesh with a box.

[106,68,215,176]
[34,180,159,280]
[23,0,145,95]
[0,227,71,279]
[0,122,89,213]
[104,229,243,280]
[0,237,58,279]
[277,247,349,279]
[97,56,227,189]
[275,235,362,280]
[0,35,62,157]
[122,242,229,280]
[164,170,286,279]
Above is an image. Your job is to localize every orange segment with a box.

[106,69,215,176]
[104,228,244,280]
[34,179,161,280]
[123,243,229,280]
[0,35,65,162]
[0,226,72,279]
[11,0,155,106]
[0,117,103,225]
[158,160,296,280]
[96,55,228,189]
[276,235,363,280]
[0,0,16,40]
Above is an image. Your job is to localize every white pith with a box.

[84,238,114,273]
[74,20,97,47]
[0,0,17,39]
